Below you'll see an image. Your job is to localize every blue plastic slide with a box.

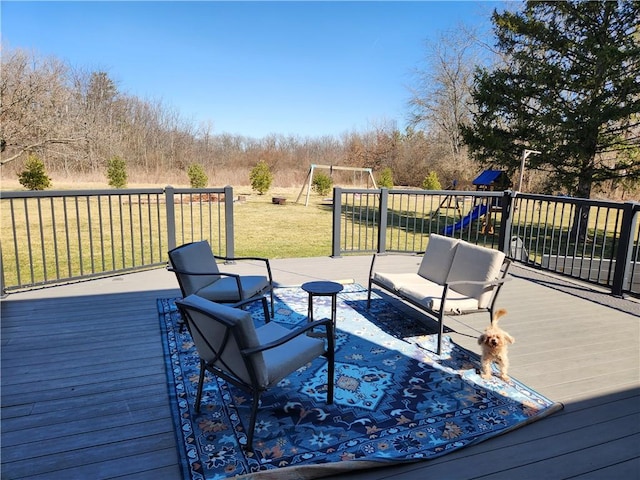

[442,204,488,235]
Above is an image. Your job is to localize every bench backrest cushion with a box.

[447,241,506,309]
[418,234,460,285]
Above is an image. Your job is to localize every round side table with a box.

[301,281,344,330]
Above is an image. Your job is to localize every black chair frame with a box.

[168,242,275,319]
[176,298,335,449]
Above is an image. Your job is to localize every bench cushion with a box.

[372,272,431,291]
[373,273,478,314]
[417,234,459,285]
[447,241,505,308]
[398,283,479,313]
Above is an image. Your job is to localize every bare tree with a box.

[408,27,480,164]
[0,46,453,187]
[1,48,79,167]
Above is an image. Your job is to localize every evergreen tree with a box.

[187,163,208,188]
[378,167,394,189]
[18,153,52,190]
[312,171,333,196]
[106,156,127,188]
[463,1,640,200]
[249,160,273,194]
[422,171,442,190]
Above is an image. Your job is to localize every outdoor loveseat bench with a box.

[367,234,511,355]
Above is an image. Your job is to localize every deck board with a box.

[1,256,639,480]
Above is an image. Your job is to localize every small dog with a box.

[477,308,515,381]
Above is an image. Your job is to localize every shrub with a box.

[312,171,333,196]
[422,171,442,190]
[378,167,394,188]
[250,160,273,194]
[106,156,128,188]
[18,154,52,190]
[187,163,208,188]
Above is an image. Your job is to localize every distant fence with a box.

[332,188,640,297]
[2,185,638,297]
[0,186,234,292]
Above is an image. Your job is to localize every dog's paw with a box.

[500,374,511,382]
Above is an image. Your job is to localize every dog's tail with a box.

[492,308,507,326]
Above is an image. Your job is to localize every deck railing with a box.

[332,188,640,297]
[2,185,638,297]
[0,186,234,292]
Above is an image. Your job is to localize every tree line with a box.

[1,1,638,199]
[0,47,471,190]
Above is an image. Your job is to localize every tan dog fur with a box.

[477,308,515,381]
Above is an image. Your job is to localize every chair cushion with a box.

[177,295,268,386]
[256,322,326,388]
[417,234,459,285]
[446,242,505,308]
[169,241,220,295]
[197,275,270,302]
[399,283,479,313]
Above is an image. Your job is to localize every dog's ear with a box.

[493,308,507,323]
[505,333,515,344]
[477,334,486,345]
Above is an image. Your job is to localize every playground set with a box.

[293,165,511,238]
[436,170,510,235]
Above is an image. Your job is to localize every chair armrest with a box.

[369,252,424,279]
[213,255,274,283]
[229,295,270,310]
[445,277,511,288]
[168,264,223,275]
[242,319,333,355]
[167,266,244,298]
[167,266,242,281]
[214,255,269,263]
[438,277,512,311]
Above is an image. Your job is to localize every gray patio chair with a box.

[176,294,335,449]
[168,240,274,319]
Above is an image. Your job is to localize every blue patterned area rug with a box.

[157,284,562,480]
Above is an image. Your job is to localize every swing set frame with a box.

[296,164,378,206]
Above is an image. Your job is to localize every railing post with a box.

[612,201,639,296]
[0,242,5,297]
[224,185,235,258]
[165,186,176,256]
[378,188,388,253]
[331,187,342,257]
[498,190,514,255]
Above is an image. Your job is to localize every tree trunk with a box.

[570,174,592,242]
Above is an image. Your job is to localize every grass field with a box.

[0,184,335,289]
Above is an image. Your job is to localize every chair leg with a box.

[327,351,335,405]
[437,311,445,356]
[195,359,206,413]
[246,392,261,449]
[261,296,270,323]
[269,289,275,317]
[326,324,335,404]
[366,281,372,309]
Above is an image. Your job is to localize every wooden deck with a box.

[2,255,639,480]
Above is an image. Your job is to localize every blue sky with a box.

[2,1,503,139]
